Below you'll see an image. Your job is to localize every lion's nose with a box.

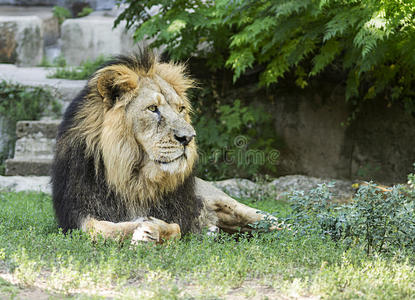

[174,133,195,146]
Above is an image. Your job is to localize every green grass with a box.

[0,277,19,298]
[1,191,415,299]
[45,55,107,80]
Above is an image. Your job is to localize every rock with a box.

[39,10,59,46]
[5,120,60,176]
[212,175,354,201]
[212,178,259,199]
[0,5,60,46]
[0,1,116,9]
[61,15,134,65]
[0,174,354,200]
[269,175,354,201]
[16,120,60,139]
[0,0,57,5]
[0,16,43,66]
[14,137,56,160]
[5,158,52,176]
[88,0,117,10]
[0,63,87,112]
[0,175,51,193]
[13,120,59,160]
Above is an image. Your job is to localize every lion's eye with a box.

[147,105,158,112]
[178,106,186,113]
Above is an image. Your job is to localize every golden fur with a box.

[66,54,197,214]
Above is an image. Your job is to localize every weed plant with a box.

[47,55,107,80]
[282,180,415,255]
[52,6,71,24]
[0,81,61,172]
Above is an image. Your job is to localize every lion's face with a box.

[126,76,197,174]
[75,52,197,202]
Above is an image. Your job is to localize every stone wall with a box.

[0,16,43,66]
[0,5,133,66]
[60,16,134,65]
[0,0,116,10]
[272,85,415,184]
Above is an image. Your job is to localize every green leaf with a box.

[310,40,341,76]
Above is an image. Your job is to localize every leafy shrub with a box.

[77,7,93,17]
[52,6,71,24]
[284,180,415,255]
[47,55,107,80]
[184,56,282,180]
[194,99,281,180]
[53,4,93,22]
[0,81,61,171]
[116,0,415,117]
[348,184,415,254]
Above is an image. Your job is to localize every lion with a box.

[51,48,279,243]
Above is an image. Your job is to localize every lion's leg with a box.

[195,178,279,233]
[81,216,181,243]
[81,217,141,240]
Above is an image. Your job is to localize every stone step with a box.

[5,158,52,176]
[14,137,56,159]
[13,120,60,159]
[0,64,86,112]
[16,120,60,139]
[5,120,61,176]
[0,175,51,194]
[0,1,117,11]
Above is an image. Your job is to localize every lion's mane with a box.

[51,49,203,234]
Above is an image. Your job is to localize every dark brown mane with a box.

[51,49,202,234]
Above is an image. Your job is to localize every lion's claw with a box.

[131,223,160,244]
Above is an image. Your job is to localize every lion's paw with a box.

[131,222,160,244]
[206,225,220,237]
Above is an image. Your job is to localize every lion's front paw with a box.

[206,225,220,237]
[131,222,160,244]
[130,220,182,244]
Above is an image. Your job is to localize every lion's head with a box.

[69,49,198,208]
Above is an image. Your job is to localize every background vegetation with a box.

[114,0,415,179]
[43,55,107,80]
[116,0,415,117]
[0,81,61,173]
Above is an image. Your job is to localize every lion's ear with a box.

[96,66,139,107]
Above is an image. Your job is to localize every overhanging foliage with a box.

[116,0,415,113]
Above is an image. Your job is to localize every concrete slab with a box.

[5,120,60,176]
[0,5,55,18]
[0,5,59,46]
[14,137,55,159]
[0,63,86,111]
[5,157,52,176]
[0,175,50,193]
[0,15,43,66]
[0,1,58,5]
[16,120,60,139]
[61,15,134,65]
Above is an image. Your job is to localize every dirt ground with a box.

[0,271,319,300]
